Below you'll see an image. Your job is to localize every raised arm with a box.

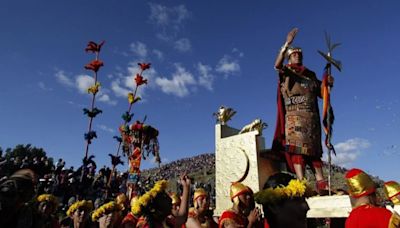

[274,28,298,70]
[174,173,191,227]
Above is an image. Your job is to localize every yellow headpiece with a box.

[66,200,93,217]
[345,168,376,198]
[91,201,123,222]
[169,192,181,205]
[37,194,59,212]
[384,181,400,205]
[193,188,208,208]
[286,47,302,58]
[131,180,168,216]
[230,182,252,204]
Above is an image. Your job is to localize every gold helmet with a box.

[193,188,208,208]
[384,181,400,205]
[169,192,181,206]
[116,194,128,205]
[230,182,253,205]
[345,168,375,198]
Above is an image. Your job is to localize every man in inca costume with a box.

[272,28,334,192]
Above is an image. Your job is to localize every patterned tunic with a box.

[279,64,323,157]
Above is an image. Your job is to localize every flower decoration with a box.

[91,201,123,222]
[108,154,124,166]
[113,136,122,143]
[66,200,93,217]
[135,74,148,86]
[128,93,142,104]
[84,131,97,144]
[85,41,105,53]
[254,179,309,205]
[122,111,134,123]
[87,82,101,95]
[84,60,104,73]
[131,180,168,216]
[37,194,59,210]
[138,63,151,71]
[83,108,103,118]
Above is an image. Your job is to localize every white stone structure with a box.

[214,124,277,216]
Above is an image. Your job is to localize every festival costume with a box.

[272,60,323,173]
[219,209,248,228]
[345,169,400,228]
[218,183,253,228]
[384,181,400,215]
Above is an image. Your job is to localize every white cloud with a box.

[110,61,158,100]
[232,48,244,57]
[98,94,117,106]
[216,55,240,76]
[155,64,196,97]
[38,82,53,91]
[130,41,148,58]
[197,62,214,90]
[111,79,131,97]
[55,70,74,87]
[149,3,190,27]
[75,75,94,94]
[324,138,371,167]
[98,124,115,133]
[174,38,191,52]
[149,3,191,42]
[152,49,164,60]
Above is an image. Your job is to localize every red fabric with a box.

[218,210,247,228]
[121,213,137,226]
[345,168,364,179]
[287,154,322,170]
[345,204,392,228]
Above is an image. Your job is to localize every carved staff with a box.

[318,32,342,196]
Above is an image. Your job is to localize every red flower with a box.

[138,63,151,71]
[84,60,104,72]
[135,74,147,86]
[85,41,105,53]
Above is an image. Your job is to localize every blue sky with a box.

[0,0,399,181]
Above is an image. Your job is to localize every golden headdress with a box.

[384,181,400,205]
[345,168,376,198]
[66,200,93,217]
[116,194,128,210]
[193,188,208,208]
[91,201,123,222]
[286,47,302,58]
[230,182,253,205]
[169,192,181,205]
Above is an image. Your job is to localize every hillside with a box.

[141,153,386,202]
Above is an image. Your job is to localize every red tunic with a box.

[122,212,138,227]
[218,210,247,228]
[345,204,399,228]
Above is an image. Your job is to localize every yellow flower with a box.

[254,179,308,205]
[91,201,123,222]
[66,200,93,217]
[87,82,101,95]
[131,180,169,216]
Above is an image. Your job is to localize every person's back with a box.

[346,204,394,228]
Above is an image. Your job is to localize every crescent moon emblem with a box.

[235,148,250,183]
